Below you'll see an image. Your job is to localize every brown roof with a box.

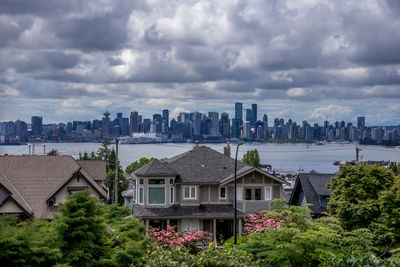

[0,155,107,219]
[77,160,107,181]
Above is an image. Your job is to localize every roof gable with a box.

[289,173,334,214]
[0,155,107,219]
[77,160,106,181]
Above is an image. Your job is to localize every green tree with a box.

[328,164,396,231]
[106,169,128,205]
[55,191,106,266]
[0,215,62,267]
[125,157,155,175]
[242,149,261,167]
[47,149,59,155]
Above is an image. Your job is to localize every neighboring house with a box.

[288,173,334,218]
[131,145,288,241]
[122,189,135,207]
[0,155,107,219]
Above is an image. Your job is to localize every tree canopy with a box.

[125,157,155,175]
[242,149,261,167]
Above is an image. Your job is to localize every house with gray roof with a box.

[131,144,289,242]
[288,173,335,218]
[0,155,107,219]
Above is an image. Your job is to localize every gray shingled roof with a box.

[0,155,107,219]
[77,160,106,181]
[166,146,248,184]
[289,173,334,215]
[132,204,245,218]
[134,159,178,177]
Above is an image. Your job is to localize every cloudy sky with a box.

[1,0,400,125]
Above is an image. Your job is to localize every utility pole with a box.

[43,145,46,155]
[356,146,361,162]
[114,138,119,205]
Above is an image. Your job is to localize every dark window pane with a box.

[220,187,226,198]
[149,179,165,184]
[255,188,261,200]
[245,189,252,200]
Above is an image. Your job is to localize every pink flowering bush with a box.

[244,212,291,234]
[148,225,211,249]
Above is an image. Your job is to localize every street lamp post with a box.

[234,141,244,245]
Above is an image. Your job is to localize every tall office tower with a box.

[231,119,240,138]
[117,112,123,119]
[153,114,162,123]
[235,102,243,123]
[243,121,251,139]
[357,116,365,129]
[192,112,202,136]
[208,112,219,135]
[262,114,269,139]
[219,112,230,138]
[15,120,27,140]
[129,111,139,133]
[162,109,169,128]
[101,111,111,136]
[245,108,252,125]
[121,118,130,136]
[142,119,151,133]
[251,103,257,123]
[31,116,43,137]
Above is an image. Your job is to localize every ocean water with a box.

[1,142,399,174]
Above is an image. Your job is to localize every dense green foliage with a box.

[55,191,106,266]
[0,192,145,267]
[242,149,261,167]
[328,164,400,257]
[125,157,155,175]
[144,242,254,267]
[0,216,62,266]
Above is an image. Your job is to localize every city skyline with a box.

[1,1,400,125]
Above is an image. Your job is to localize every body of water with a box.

[1,142,399,174]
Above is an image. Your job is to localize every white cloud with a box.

[90,99,111,108]
[311,104,352,121]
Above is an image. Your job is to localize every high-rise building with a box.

[15,120,28,140]
[101,111,111,136]
[208,112,219,135]
[357,116,365,129]
[31,116,43,137]
[192,112,202,136]
[251,103,257,123]
[219,112,230,138]
[235,102,243,122]
[162,109,169,128]
[243,121,251,139]
[130,111,139,133]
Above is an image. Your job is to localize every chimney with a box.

[193,141,199,149]
[223,142,231,157]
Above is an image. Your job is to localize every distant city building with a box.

[31,116,43,137]
[130,111,139,133]
[101,111,111,136]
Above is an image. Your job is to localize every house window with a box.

[255,188,261,200]
[184,186,196,199]
[245,188,252,200]
[169,178,174,184]
[138,187,144,205]
[149,179,165,184]
[139,179,144,185]
[320,197,328,209]
[236,186,243,200]
[219,186,227,199]
[170,187,174,204]
[245,188,263,200]
[148,188,165,204]
[265,186,272,200]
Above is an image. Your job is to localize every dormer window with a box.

[219,186,227,199]
[183,186,196,199]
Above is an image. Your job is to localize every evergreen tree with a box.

[242,149,261,167]
[55,191,105,267]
